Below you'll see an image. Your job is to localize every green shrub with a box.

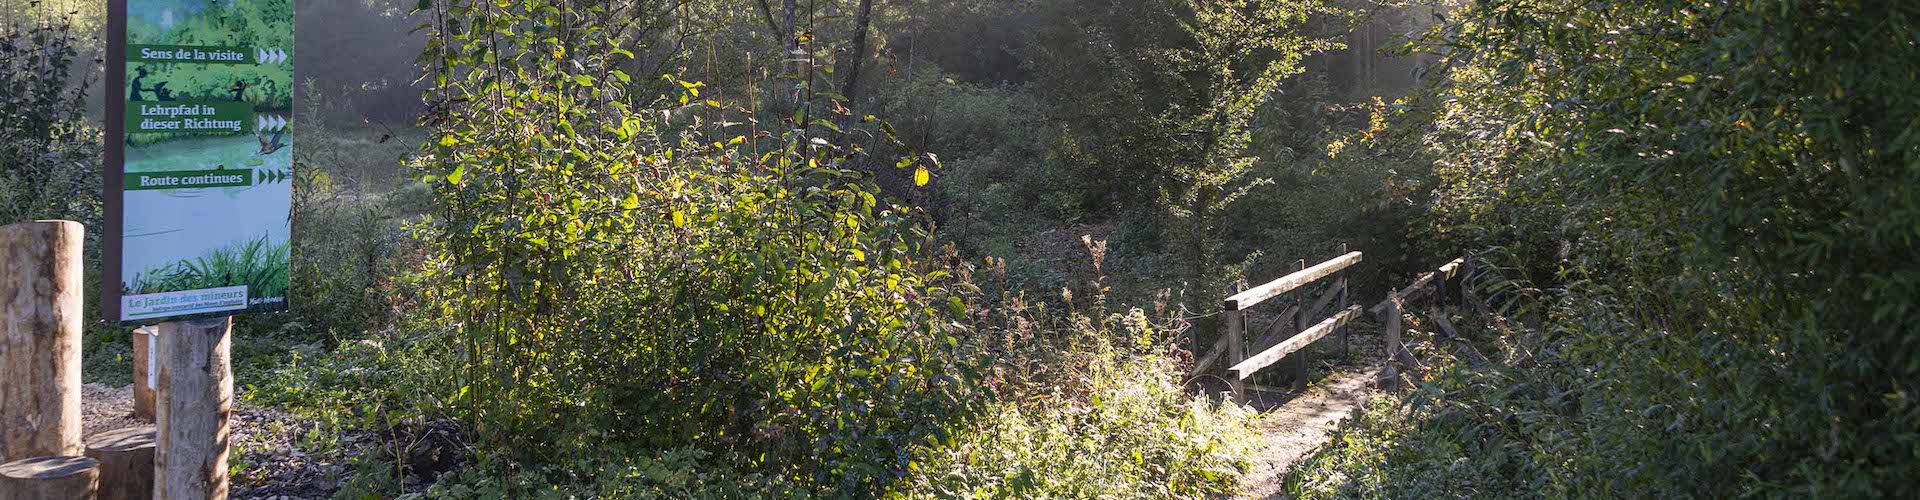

[1288,0,1920,495]
[899,347,1256,498]
[409,1,985,494]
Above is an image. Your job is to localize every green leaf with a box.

[621,193,639,210]
[1677,74,1698,83]
[947,297,965,319]
[446,164,466,185]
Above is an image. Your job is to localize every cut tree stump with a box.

[132,327,157,422]
[0,220,86,463]
[85,426,155,500]
[0,455,98,500]
[155,317,233,500]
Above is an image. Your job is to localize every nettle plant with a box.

[409,0,973,493]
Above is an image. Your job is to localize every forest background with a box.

[3,0,1917,498]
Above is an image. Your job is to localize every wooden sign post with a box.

[106,0,297,496]
[153,317,234,500]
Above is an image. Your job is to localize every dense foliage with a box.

[396,0,1270,496]
[1291,0,1920,496]
[0,11,100,228]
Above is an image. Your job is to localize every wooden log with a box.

[1231,304,1363,380]
[155,318,233,500]
[0,456,98,500]
[0,220,86,463]
[132,327,158,422]
[85,426,155,500]
[1224,251,1362,311]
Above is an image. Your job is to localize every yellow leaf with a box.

[671,210,687,227]
[913,166,930,186]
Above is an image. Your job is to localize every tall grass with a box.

[129,234,290,299]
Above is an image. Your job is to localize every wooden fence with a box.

[1189,247,1474,401]
[1372,257,1467,387]
[1195,244,1361,403]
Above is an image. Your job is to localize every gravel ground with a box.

[80,383,360,499]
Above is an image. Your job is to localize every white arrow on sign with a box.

[256,48,288,65]
[255,115,289,132]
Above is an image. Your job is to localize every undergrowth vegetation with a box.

[1290,0,1920,497]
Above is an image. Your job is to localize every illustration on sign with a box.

[107,0,294,323]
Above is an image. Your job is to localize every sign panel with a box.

[106,0,295,324]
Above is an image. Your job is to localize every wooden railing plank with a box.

[1224,252,1363,311]
[1229,304,1363,380]
[1369,257,1465,315]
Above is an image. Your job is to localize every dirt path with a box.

[1234,366,1382,499]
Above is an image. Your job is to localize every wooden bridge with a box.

[1189,243,1471,403]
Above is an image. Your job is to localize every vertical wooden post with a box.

[0,220,85,464]
[1459,257,1474,311]
[1381,295,1404,390]
[1225,279,1247,404]
[155,317,233,500]
[1334,243,1351,359]
[132,326,158,422]
[1289,259,1309,391]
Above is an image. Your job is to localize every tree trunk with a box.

[85,426,155,500]
[0,456,97,500]
[132,326,157,422]
[155,317,233,500]
[840,0,876,103]
[0,220,85,464]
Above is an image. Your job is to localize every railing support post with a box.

[1225,308,1245,404]
[1381,295,1404,391]
[1226,279,1247,404]
[1335,243,1350,359]
[1289,259,1309,391]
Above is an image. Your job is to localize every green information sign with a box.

[105,0,296,323]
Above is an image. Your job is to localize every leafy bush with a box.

[900,345,1256,498]
[0,11,101,228]
[408,1,985,494]
[1292,0,1920,496]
